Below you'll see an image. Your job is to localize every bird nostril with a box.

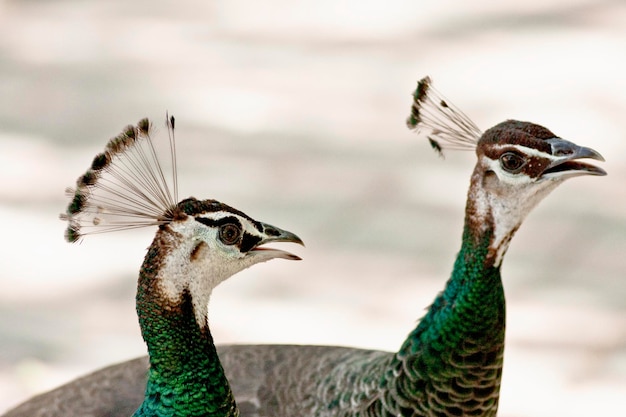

[554,149,572,156]
[547,138,576,157]
[264,226,280,237]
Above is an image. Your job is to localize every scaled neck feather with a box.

[374,171,510,417]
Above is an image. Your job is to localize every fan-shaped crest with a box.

[406,76,483,156]
[60,115,179,242]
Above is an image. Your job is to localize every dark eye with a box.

[500,152,526,173]
[219,223,241,245]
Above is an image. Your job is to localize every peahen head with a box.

[152,197,302,327]
[60,115,304,326]
[408,77,606,266]
[59,115,303,417]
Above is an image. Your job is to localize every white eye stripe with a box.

[195,212,265,243]
[489,144,559,162]
[196,211,263,232]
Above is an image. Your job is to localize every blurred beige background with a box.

[0,1,625,416]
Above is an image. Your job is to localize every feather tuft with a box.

[77,170,100,187]
[67,190,88,215]
[428,138,444,157]
[91,152,111,171]
[137,118,151,135]
[64,222,82,243]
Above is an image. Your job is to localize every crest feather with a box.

[61,115,179,242]
[407,76,482,157]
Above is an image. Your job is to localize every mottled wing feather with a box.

[220,345,393,417]
[2,346,396,417]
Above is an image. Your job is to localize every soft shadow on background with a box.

[0,1,624,416]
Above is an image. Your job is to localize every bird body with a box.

[2,78,605,417]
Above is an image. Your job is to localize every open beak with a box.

[541,138,607,179]
[251,222,304,261]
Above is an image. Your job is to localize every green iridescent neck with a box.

[133,235,238,417]
[402,226,505,354]
[384,223,506,416]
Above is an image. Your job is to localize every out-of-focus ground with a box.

[0,1,625,415]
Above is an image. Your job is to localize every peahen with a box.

[32,117,303,417]
[3,77,605,417]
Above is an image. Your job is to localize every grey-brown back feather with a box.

[2,345,391,417]
[2,356,149,417]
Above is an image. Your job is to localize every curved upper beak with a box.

[541,138,607,179]
[251,222,304,261]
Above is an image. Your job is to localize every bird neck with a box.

[133,230,238,417]
[398,222,506,361]
[385,178,507,415]
[401,169,510,350]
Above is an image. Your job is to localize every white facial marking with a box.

[490,144,558,161]
[473,154,563,266]
[155,214,271,328]
[482,156,533,186]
